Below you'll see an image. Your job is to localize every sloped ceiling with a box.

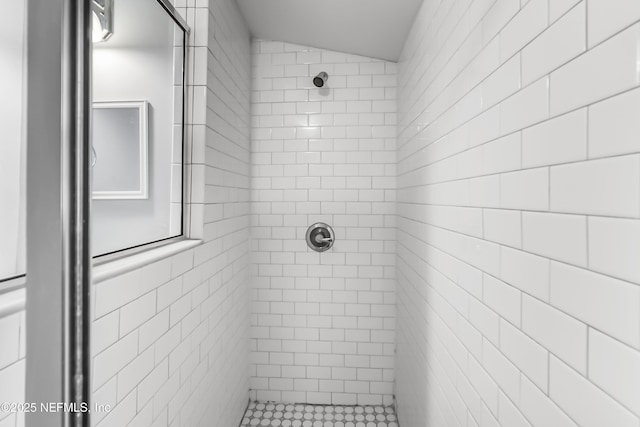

[236,0,424,62]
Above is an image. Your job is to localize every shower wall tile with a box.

[521,108,587,168]
[588,329,640,416]
[521,2,586,85]
[550,23,640,115]
[250,39,396,407]
[519,375,577,427]
[92,1,252,426]
[499,319,548,391]
[550,356,638,427]
[550,0,581,23]
[397,0,640,426]
[498,0,548,61]
[588,87,640,158]
[483,275,521,327]
[521,212,588,266]
[587,0,640,47]
[550,155,640,217]
[0,313,20,370]
[550,261,640,348]
[588,216,640,284]
[0,310,25,427]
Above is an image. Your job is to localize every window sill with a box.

[92,238,202,284]
[0,240,202,316]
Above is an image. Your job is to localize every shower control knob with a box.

[314,235,333,244]
[306,223,335,252]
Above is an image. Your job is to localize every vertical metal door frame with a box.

[25,0,92,425]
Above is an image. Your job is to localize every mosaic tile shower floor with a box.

[240,402,399,427]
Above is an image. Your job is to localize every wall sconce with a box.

[91,0,113,43]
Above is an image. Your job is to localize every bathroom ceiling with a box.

[236,0,424,62]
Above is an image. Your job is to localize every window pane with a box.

[0,0,27,281]
[92,0,185,256]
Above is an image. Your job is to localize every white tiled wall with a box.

[396,1,640,426]
[250,40,397,406]
[91,0,252,426]
[0,307,26,427]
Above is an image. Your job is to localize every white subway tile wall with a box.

[0,311,25,427]
[91,0,252,426]
[396,1,640,427]
[250,39,397,407]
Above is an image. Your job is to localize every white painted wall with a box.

[396,1,640,426]
[250,40,397,406]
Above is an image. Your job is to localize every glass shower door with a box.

[0,0,26,289]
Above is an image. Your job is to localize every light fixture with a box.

[91,0,113,43]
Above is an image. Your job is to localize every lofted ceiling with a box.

[236,0,424,62]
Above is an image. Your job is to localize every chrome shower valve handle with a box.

[314,234,333,244]
[306,223,335,252]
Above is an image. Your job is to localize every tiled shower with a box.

[1,0,640,427]
[251,39,397,406]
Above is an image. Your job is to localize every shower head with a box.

[313,72,329,88]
